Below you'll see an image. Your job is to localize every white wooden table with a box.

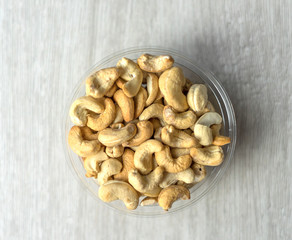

[1,1,291,239]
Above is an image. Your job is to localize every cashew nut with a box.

[163,106,197,129]
[212,135,231,146]
[81,126,99,140]
[105,145,124,158]
[193,124,213,146]
[68,126,101,157]
[196,101,216,117]
[134,139,164,174]
[128,166,164,197]
[112,104,123,124]
[105,83,118,97]
[116,78,126,89]
[190,146,224,166]
[161,125,200,148]
[170,148,191,158]
[159,168,195,188]
[134,87,147,119]
[139,103,165,124]
[123,121,153,147]
[83,156,100,178]
[211,123,222,137]
[113,89,134,122]
[159,67,188,112]
[140,197,158,206]
[155,146,192,173]
[191,163,206,183]
[137,54,174,73]
[196,112,222,127]
[97,159,122,185]
[98,123,137,147]
[98,180,139,210]
[87,98,116,131]
[117,57,143,97]
[187,84,208,112]
[158,185,190,211]
[86,67,120,98]
[69,96,104,126]
[145,73,159,106]
[114,149,135,182]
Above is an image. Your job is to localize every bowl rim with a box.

[62,46,237,217]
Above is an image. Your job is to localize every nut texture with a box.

[113,89,134,122]
[137,54,174,73]
[114,149,135,182]
[190,146,224,166]
[187,84,208,112]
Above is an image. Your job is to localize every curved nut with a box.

[170,148,191,158]
[159,168,195,188]
[163,106,197,129]
[187,84,208,112]
[113,89,134,122]
[134,140,164,175]
[155,146,192,173]
[190,146,224,166]
[191,163,206,183]
[159,67,188,112]
[68,126,101,157]
[137,54,174,73]
[193,124,213,146]
[196,112,222,127]
[140,197,158,206]
[87,98,116,131]
[83,156,100,178]
[69,96,104,126]
[117,57,143,97]
[97,159,123,185]
[105,83,118,97]
[128,166,164,197]
[105,145,124,158]
[98,123,137,147]
[86,67,120,98]
[98,180,139,210]
[112,104,124,124]
[161,125,200,148]
[134,87,147,119]
[145,73,159,106]
[139,103,165,124]
[212,135,231,146]
[158,185,190,211]
[123,121,154,147]
[81,126,99,140]
[114,149,135,182]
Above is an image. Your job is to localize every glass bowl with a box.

[63,47,236,216]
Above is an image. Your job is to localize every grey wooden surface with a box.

[1,0,291,239]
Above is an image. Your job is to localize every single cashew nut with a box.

[187,84,208,112]
[212,135,231,146]
[163,106,197,129]
[114,149,135,182]
[98,123,137,147]
[137,54,174,73]
[105,145,124,158]
[97,159,123,185]
[155,146,192,173]
[170,148,191,158]
[87,98,116,131]
[123,121,154,147]
[113,89,134,122]
[196,112,222,127]
[128,166,164,197]
[191,163,206,183]
[161,125,200,148]
[193,124,213,146]
[159,168,195,188]
[105,83,118,97]
[98,180,139,210]
[134,87,147,119]
[117,57,143,97]
[140,197,158,206]
[69,96,104,126]
[159,67,188,112]
[158,185,190,211]
[139,103,165,124]
[86,67,120,98]
[190,146,224,166]
[134,140,164,175]
[68,126,101,157]
[112,104,124,124]
[145,73,159,106]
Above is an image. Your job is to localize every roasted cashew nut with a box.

[145,73,159,106]
[97,159,123,185]
[134,139,164,174]
[137,54,174,73]
[98,180,139,210]
[140,197,158,206]
[193,124,213,146]
[113,89,134,122]
[187,84,208,112]
[105,145,124,158]
[114,149,135,182]
[212,135,231,146]
[191,163,206,183]
[158,185,190,211]
[155,146,192,173]
[128,166,164,197]
[117,57,143,97]
[139,103,166,125]
[190,146,224,166]
[163,105,197,129]
[159,67,188,112]
[196,112,222,127]
[86,67,120,98]
[159,168,195,188]
[69,96,104,126]
[134,87,147,119]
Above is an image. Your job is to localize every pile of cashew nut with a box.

[68,54,231,211]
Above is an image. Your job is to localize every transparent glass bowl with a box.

[63,47,236,217]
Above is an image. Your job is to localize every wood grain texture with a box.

[0,0,291,239]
